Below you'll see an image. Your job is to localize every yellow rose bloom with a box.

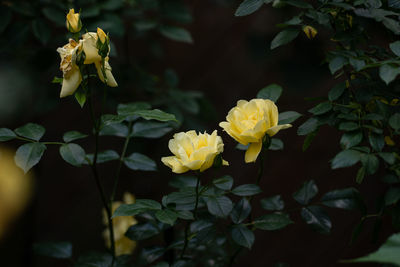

[103,192,137,256]
[66,9,82,33]
[56,39,83,97]
[219,99,291,163]
[161,130,229,174]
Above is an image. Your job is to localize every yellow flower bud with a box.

[385,136,395,146]
[97,27,107,44]
[66,9,82,33]
[220,99,291,163]
[161,130,228,174]
[303,25,318,39]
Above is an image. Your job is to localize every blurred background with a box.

[0,0,393,266]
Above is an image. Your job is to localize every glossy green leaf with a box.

[231,184,262,196]
[126,222,160,241]
[117,102,151,117]
[235,0,264,16]
[206,196,233,217]
[86,150,119,164]
[254,213,293,230]
[260,195,284,211]
[321,188,359,210]
[301,206,331,234]
[169,176,198,189]
[308,102,332,115]
[163,189,196,211]
[278,111,302,124]
[378,152,396,165]
[74,90,86,108]
[63,131,88,143]
[112,199,161,217]
[293,180,318,205]
[368,133,384,152]
[230,198,251,224]
[257,84,283,102]
[213,175,234,190]
[133,109,177,122]
[159,25,193,43]
[390,41,400,57]
[331,149,362,169]
[15,143,46,173]
[99,123,129,138]
[132,121,173,138]
[59,144,86,167]
[329,56,347,74]
[389,113,400,130]
[124,152,157,171]
[349,58,366,71]
[231,225,254,249]
[270,28,300,50]
[361,154,379,175]
[328,83,346,101]
[379,64,400,85]
[340,131,363,149]
[15,123,45,141]
[297,118,319,136]
[0,128,16,141]
[155,209,178,225]
[33,242,72,259]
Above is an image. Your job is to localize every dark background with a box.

[0,0,393,266]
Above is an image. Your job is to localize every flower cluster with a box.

[57,9,117,98]
[162,98,292,173]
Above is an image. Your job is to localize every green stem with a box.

[194,175,201,219]
[15,136,65,145]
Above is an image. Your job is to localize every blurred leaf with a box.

[213,175,234,190]
[331,149,362,169]
[235,0,265,17]
[321,188,359,210]
[0,128,16,141]
[257,84,283,102]
[124,152,157,171]
[42,7,65,26]
[126,222,160,241]
[169,176,198,188]
[132,121,173,138]
[254,213,293,230]
[0,8,12,33]
[33,242,72,259]
[297,118,319,136]
[385,187,400,206]
[159,25,193,43]
[301,206,331,234]
[232,184,262,196]
[260,195,284,211]
[390,41,400,56]
[101,0,124,10]
[230,198,251,224]
[113,199,161,217]
[308,102,332,115]
[231,225,254,249]
[269,138,284,150]
[389,113,400,130]
[59,144,86,167]
[379,64,400,85]
[378,152,396,165]
[206,196,233,217]
[340,131,363,149]
[134,20,158,31]
[86,150,119,164]
[155,209,178,225]
[278,111,302,124]
[293,180,318,205]
[15,123,45,141]
[328,83,346,101]
[15,143,46,173]
[32,19,51,45]
[94,13,125,37]
[63,131,88,143]
[270,28,300,50]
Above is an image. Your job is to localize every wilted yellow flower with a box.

[385,136,395,146]
[56,39,83,97]
[161,130,228,174]
[0,146,32,239]
[220,99,291,163]
[103,192,137,256]
[66,9,82,33]
[303,25,317,39]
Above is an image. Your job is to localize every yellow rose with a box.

[303,25,317,39]
[66,9,81,33]
[103,192,137,256]
[56,38,83,97]
[82,32,117,87]
[219,99,291,163]
[161,130,229,174]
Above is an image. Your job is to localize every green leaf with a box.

[213,175,234,190]
[117,102,151,118]
[206,196,233,217]
[15,123,45,141]
[260,195,284,211]
[297,118,319,136]
[59,144,86,167]
[86,150,119,164]
[235,0,264,16]
[254,213,293,230]
[349,58,366,71]
[378,152,396,165]
[356,166,366,184]
[155,209,178,225]
[345,233,400,265]
[368,133,384,152]
[302,130,318,151]
[293,180,318,205]
[101,114,126,127]
[0,128,16,141]
[390,41,400,57]
[74,90,86,108]
[308,102,332,115]
[124,153,157,171]
[328,83,346,101]
[231,184,262,196]
[230,198,251,224]
[385,187,400,206]
[329,56,347,74]
[361,154,379,175]
[340,131,363,149]
[270,28,300,50]
[163,190,196,210]
[321,188,359,210]
[278,111,302,124]
[339,122,359,131]
[331,149,362,169]
[269,138,284,150]
[132,109,177,122]
[389,113,400,130]
[125,222,160,241]
[159,25,193,43]
[169,176,198,189]
[256,84,283,102]
[363,113,384,120]
[42,7,65,26]
[301,206,331,234]
[132,121,173,138]
[231,225,254,249]
[283,0,313,8]
[379,64,400,85]
[33,242,72,259]
[112,199,161,217]
[15,143,46,173]
[63,131,88,143]
[99,123,129,138]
